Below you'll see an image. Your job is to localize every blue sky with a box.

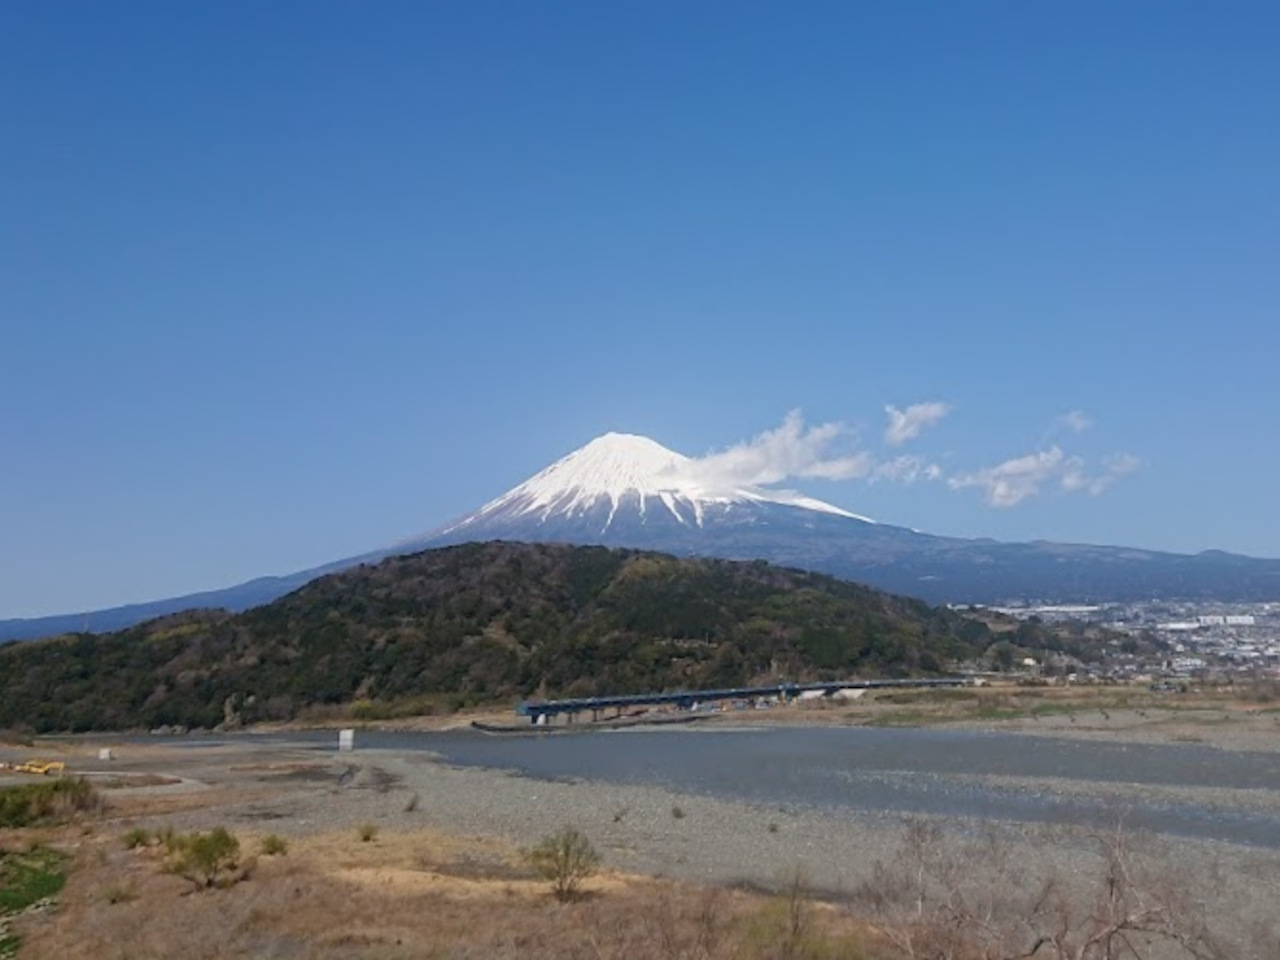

[2,2,1278,618]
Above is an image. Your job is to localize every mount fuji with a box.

[426,432,875,544]
[3,432,1279,642]
[416,432,1280,604]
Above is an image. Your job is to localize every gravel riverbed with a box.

[10,721,1280,952]
[103,736,1280,945]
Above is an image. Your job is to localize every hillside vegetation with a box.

[0,542,992,732]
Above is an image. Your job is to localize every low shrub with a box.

[102,881,137,905]
[528,827,600,902]
[166,827,244,889]
[358,824,378,843]
[260,834,288,856]
[0,778,102,828]
[157,826,177,852]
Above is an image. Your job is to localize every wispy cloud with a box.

[682,410,872,488]
[948,447,1070,507]
[1092,452,1141,493]
[872,455,943,485]
[885,402,950,446]
[949,447,1140,508]
[678,406,1137,507]
[1054,410,1093,434]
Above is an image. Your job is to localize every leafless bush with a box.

[636,886,730,960]
[775,867,818,960]
[852,816,1228,960]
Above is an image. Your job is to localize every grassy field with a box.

[0,763,876,959]
[0,847,67,960]
[8,797,1268,960]
[11,823,870,960]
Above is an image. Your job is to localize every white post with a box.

[338,728,355,752]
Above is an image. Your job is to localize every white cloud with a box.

[948,447,1070,507]
[1055,410,1093,434]
[1091,452,1141,494]
[680,407,1138,507]
[682,410,873,488]
[949,447,1140,508]
[885,402,951,446]
[872,455,943,485]
[1059,457,1092,493]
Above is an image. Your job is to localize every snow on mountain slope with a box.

[437,432,872,537]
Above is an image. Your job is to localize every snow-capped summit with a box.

[437,432,870,538]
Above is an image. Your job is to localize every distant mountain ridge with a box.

[3,432,1279,643]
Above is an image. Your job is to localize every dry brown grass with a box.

[11,826,875,960]
[745,681,1280,747]
[97,786,274,822]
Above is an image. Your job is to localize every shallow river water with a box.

[228,725,1280,849]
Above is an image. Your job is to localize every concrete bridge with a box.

[516,677,972,725]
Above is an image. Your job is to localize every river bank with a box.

[244,680,1280,755]
[6,718,1280,956]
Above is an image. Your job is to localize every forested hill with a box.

[0,542,994,732]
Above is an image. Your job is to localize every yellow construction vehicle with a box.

[13,759,66,776]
